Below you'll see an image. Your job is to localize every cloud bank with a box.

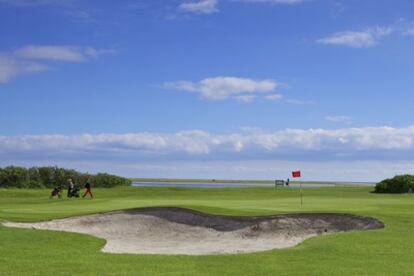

[2,125,414,161]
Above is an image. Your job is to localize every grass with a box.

[0,186,413,275]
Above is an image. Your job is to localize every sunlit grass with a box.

[1,186,413,275]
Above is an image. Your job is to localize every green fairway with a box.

[0,186,413,275]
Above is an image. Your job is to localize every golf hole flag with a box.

[292,171,301,178]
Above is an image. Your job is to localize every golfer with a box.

[67,178,74,198]
[83,181,93,198]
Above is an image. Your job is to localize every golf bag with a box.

[68,185,80,198]
[50,186,62,199]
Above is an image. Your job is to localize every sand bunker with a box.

[3,207,384,255]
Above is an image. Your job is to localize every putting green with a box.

[1,186,413,275]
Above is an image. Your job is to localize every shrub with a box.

[0,166,132,189]
[375,175,414,193]
[0,166,29,188]
[94,173,131,188]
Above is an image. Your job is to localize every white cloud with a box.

[163,81,196,92]
[325,115,352,125]
[164,76,279,101]
[178,0,218,14]
[403,27,414,36]
[177,0,306,15]
[317,26,393,48]
[286,98,314,105]
[2,126,414,160]
[0,45,114,84]
[393,19,414,36]
[0,55,49,83]
[234,95,257,103]
[239,0,306,4]
[0,0,63,6]
[0,0,93,19]
[13,46,114,62]
[265,94,283,101]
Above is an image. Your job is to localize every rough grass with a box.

[0,186,413,275]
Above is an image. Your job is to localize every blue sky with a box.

[1,0,414,181]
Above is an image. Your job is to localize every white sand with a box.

[2,208,383,255]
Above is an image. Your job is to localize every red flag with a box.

[292,171,301,178]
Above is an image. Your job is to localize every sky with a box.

[1,0,414,181]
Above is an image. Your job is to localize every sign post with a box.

[292,170,302,207]
[274,180,285,189]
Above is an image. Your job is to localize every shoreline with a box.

[130,178,376,186]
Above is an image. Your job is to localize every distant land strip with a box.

[130,178,376,186]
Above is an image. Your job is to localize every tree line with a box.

[375,174,414,193]
[0,166,131,188]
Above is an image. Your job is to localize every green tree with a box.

[0,166,131,189]
[375,175,414,193]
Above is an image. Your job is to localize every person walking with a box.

[67,178,74,198]
[82,181,93,198]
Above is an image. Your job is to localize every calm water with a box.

[133,182,274,188]
[132,181,376,189]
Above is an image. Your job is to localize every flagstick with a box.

[300,178,303,207]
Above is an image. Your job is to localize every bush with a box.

[0,166,28,188]
[94,173,131,188]
[375,175,414,193]
[0,166,132,189]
